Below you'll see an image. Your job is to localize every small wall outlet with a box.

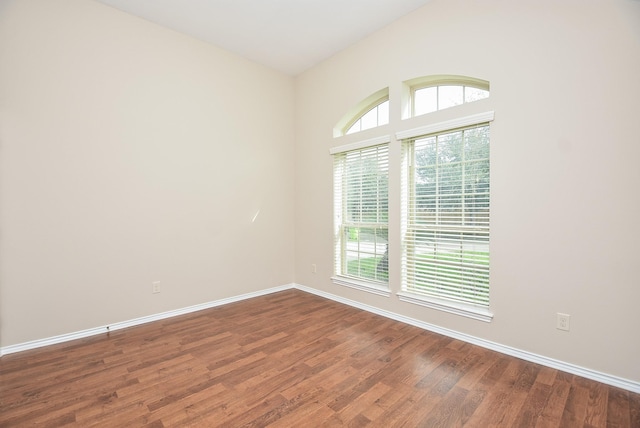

[152,281,160,294]
[556,313,570,331]
[311,264,317,274]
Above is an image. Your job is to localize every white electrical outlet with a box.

[311,264,317,273]
[556,313,570,331]
[152,281,160,294]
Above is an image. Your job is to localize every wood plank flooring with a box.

[1,289,638,427]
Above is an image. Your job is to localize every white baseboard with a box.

[0,284,293,356]
[2,282,638,394]
[293,283,640,394]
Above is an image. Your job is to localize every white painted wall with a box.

[0,0,295,346]
[294,0,640,383]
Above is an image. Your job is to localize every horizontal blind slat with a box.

[334,142,389,284]
[402,124,490,307]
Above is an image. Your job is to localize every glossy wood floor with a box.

[1,290,638,427]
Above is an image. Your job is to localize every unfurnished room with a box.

[1,0,639,426]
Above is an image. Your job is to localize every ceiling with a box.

[93,0,432,76]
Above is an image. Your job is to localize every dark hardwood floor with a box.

[1,289,638,427]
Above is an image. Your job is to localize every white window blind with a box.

[402,124,489,306]
[334,143,389,284]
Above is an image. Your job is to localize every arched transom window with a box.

[331,75,494,321]
[408,75,489,117]
[345,97,389,135]
[334,88,389,137]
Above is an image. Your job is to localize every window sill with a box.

[396,291,493,322]
[331,276,391,298]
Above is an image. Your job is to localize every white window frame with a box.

[333,88,389,138]
[397,112,494,322]
[330,136,391,297]
[345,97,390,135]
[402,75,489,120]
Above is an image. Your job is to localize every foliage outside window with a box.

[332,75,492,315]
[402,124,490,307]
[333,144,389,285]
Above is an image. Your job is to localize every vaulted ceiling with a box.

[93,0,432,75]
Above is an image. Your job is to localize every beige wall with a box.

[294,0,640,382]
[0,0,295,345]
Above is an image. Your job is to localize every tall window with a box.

[402,124,490,309]
[333,143,389,287]
[332,75,492,315]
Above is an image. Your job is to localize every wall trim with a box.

[329,134,390,155]
[396,291,493,323]
[293,283,640,394]
[3,282,638,394]
[0,284,293,357]
[331,275,391,297]
[395,110,494,141]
